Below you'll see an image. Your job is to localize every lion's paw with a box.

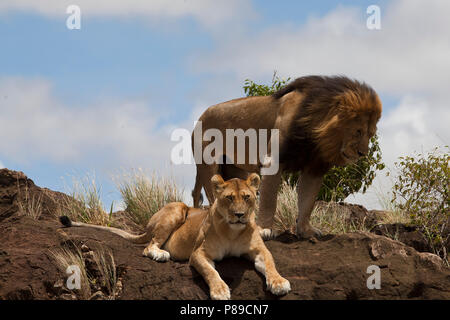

[210,280,231,300]
[143,248,171,262]
[297,224,322,239]
[267,277,291,296]
[259,228,281,241]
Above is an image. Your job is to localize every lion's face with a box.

[338,115,378,165]
[211,173,260,230]
[314,87,382,168]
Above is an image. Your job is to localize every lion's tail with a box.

[59,216,151,244]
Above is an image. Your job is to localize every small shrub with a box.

[115,168,183,228]
[243,71,290,97]
[391,147,449,263]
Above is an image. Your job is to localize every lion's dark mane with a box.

[273,75,377,175]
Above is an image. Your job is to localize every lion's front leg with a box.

[189,249,230,300]
[249,240,291,296]
[257,171,282,240]
[296,170,323,239]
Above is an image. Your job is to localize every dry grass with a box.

[50,244,119,299]
[49,245,91,299]
[273,181,372,235]
[17,186,44,220]
[375,187,411,225]
[311,201,371,234]
[59,174,110,226]
[115,168,184,228]
[92,248,117,297]
[273,180,298,234]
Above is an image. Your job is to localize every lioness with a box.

[59,173,290,300]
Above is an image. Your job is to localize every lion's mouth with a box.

[229,221,247,225]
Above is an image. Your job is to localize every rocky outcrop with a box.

[0,169,449,300]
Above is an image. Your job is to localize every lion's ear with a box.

[211,174,225,195]
[246,173,261,191]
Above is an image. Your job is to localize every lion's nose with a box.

[234,213,244,218]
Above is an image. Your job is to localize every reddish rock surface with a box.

[0,169,449,300]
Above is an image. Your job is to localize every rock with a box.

[0,169,449,300]
[89,291,105,300]
[60,293,77,300]
[50,279,66,296]
[0,168,73,222]
[314,201,386,229]
[372,223,450,255]
[115,280,123,296]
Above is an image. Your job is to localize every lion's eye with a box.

[243,194,250,201]
[356,129,362,137]
[225,195,233,201]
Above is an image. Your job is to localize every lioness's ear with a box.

[211,174,225,195]
[246,173,261,190]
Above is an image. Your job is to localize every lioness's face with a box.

[211,173,260,230]
[340,115,377,165]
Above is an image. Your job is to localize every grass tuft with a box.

[92,248,117,297]
[273,181,372,235]
[49,244,91,299]
[59,174,110,226]
[115,168,183,228]
[17,185,44,220]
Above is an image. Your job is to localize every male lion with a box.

[59,173,290,300]
[191,75,382,239]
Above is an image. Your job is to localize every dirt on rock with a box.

[0,169,449,300]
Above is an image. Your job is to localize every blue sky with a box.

[1,0,448,210]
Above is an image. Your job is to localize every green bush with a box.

[391,147,449,263]
[243,73,385,202]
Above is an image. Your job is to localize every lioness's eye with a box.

[356,129,362,136]
[243,194,250,201]
[226,195,233,201]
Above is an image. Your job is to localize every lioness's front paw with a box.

[143,248,171,262]
[267,276,291,296]
[297,224,322,239]
[210,280,231,300]
[259,228,281,241]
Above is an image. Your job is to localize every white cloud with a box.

[0,77,174,169]
[0,76,201,204]
[193,0,450,97]
[0,0,254,27]
[378,97,449,165]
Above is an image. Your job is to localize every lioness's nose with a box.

[234,213,244,218]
